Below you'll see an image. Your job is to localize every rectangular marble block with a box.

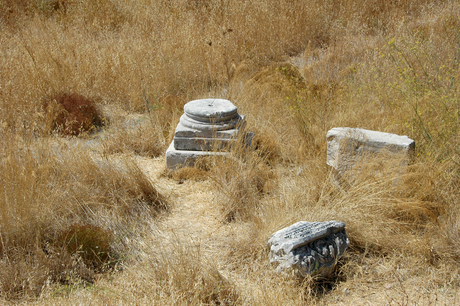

[173,119,246,151]
[326,127,415,173]
[166,141,228,170]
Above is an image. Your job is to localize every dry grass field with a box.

[1,0,460,304]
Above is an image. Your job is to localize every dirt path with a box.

[74,113,233,266]
[133,156,230,261]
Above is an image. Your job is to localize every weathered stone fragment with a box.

[326,128,415,184]
[268,221,350,278]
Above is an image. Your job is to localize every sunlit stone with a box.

[268,221,350,278]
[326,127,415,185]
[166,99,251,170]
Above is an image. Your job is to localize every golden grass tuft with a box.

[147,240,241,305]
[102,123,165,158]
[250,129,282,165]
[168,166,209,183]
[60,223,114,272]
[210,151,278,223]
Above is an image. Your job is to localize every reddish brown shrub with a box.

[44,92,104,136]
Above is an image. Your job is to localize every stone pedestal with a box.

[166,99,251,170]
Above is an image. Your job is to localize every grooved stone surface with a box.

[179,113,243,131]
[174,99,246,151]
[166,132,255,169]
[174,115,246,151]
[268,221,349,278]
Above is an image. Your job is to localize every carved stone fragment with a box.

[268,221,350,278]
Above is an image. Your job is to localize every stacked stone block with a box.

[166,99,249,170]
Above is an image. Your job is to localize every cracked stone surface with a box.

[327,127,415,170]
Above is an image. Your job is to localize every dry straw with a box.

[1,0,460,304]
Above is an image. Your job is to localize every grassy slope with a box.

[1,0,460,304]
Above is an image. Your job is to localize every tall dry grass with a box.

[0,135,168,299]
[1,0,460,304]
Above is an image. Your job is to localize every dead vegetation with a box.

[0,138,168,299]
[43,92,104,136]
[1,0,460,304]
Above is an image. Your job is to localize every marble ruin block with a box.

[326,128,415,183]
[174,99,246,151]
[166,99,251,170]
[268,221,349,278]
[165,141,228,170]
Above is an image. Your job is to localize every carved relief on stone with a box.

[268,221,350,278]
